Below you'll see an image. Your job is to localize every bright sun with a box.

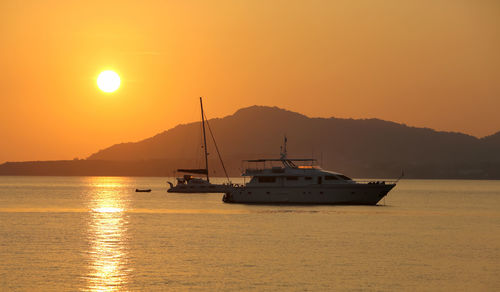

[97,70,121,93]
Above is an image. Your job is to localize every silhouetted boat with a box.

[167,97,233,193]
[136,189,151,192]
[167,174,234,193]
[223,137,399,205]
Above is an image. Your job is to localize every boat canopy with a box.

[177,168,208,175]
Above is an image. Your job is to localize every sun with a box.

[97,70,121,93]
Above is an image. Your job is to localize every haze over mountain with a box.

[2,106,498,179]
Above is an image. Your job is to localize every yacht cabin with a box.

[243,159,356,187]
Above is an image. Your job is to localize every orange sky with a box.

[1,0,499,163]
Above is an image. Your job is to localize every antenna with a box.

[284,135,287,156]
[280,135,288,159]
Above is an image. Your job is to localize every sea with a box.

[0,176,499,291]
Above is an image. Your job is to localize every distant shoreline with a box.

[1,159,499,180]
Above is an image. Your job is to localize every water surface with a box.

[0,177,499,291]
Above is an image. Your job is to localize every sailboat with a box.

[167,97,233,193]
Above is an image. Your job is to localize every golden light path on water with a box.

[84,177,131,291]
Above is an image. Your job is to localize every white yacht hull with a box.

[223,183,395,205]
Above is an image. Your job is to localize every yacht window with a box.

[338,175,352,180]
[286,176,298,181]
[304,177,312,180]
[325,176,339,180]
[258,176,276,183]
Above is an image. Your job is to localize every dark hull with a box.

[168,184,233,193]
[223,183,395,205]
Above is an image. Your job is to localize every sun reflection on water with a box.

[84,177,131,291]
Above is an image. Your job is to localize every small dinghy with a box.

[135,189,151,192]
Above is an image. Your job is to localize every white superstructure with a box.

[223,138,397,205]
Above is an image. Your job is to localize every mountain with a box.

[482,131,500,147]
[1,106,500,178]
[86,105,499,178]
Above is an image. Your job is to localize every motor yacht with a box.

[222,137,397,204]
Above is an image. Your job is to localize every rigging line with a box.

[203,113,230,183]
[197,113,204,169]
[200,97,210,182]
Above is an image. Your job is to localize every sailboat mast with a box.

[200,97,210,182]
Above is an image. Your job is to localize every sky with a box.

[1,0,499,163]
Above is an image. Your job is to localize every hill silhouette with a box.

[1,106,500,178]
